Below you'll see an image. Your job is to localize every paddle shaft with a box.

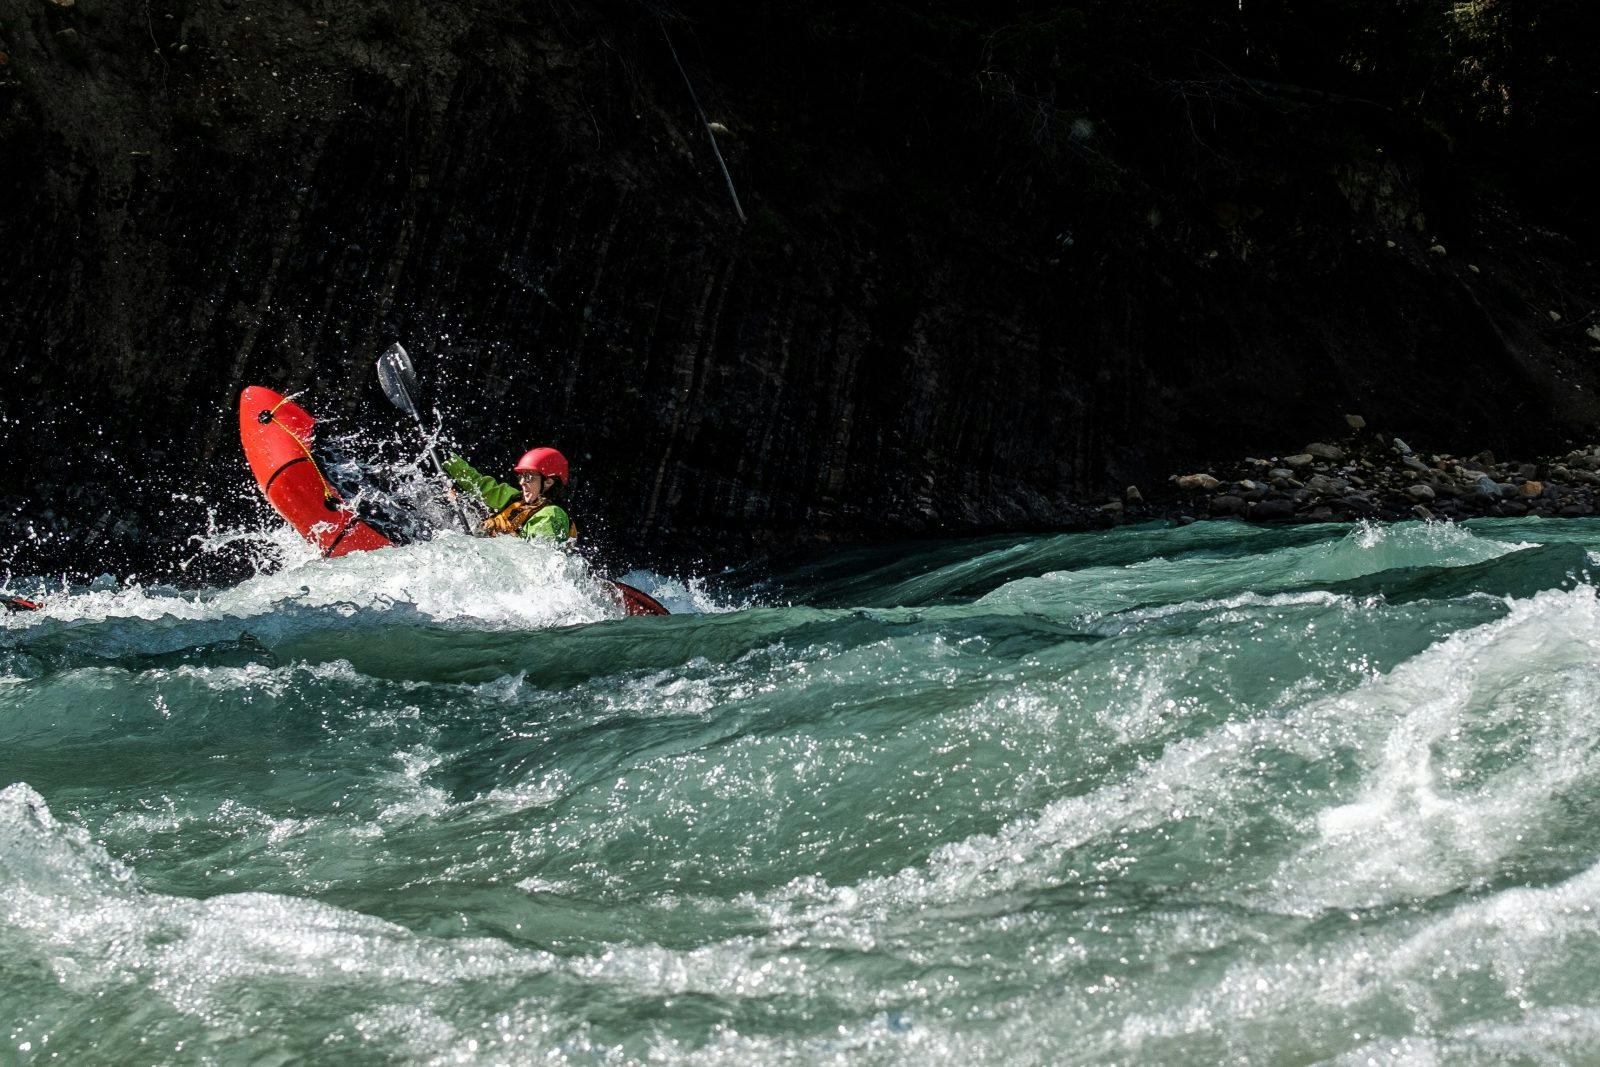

[410,413,474,534]
[378,347,475,533]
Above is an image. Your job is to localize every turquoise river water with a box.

[6,518,1600,1064]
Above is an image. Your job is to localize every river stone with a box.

[1124,485,1143,503]
[1411,504,1434,520]
[1305,473,1347,495]
[1518,480,1543,498]
[1406,483,1436,502]
[1392,437,1413,455]
[1175,473,1221,491]
[1209,494,1245,515]
[1268,468,1295,480]
[1306,506,1335,522]
[1304,442,1344,462]
[1283,453,1314,468]
[1344,414,1366,431]
[1401,455,1430,472]
[1252,499,1295,521]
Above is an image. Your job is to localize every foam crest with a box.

[979,520,1531,618]
[1271,584,1600,911]
[1111,855,1600,1062]
[2,785,545,1011]
[0,783,137,899]
[4,535,630,631]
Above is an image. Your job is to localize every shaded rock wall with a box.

[1,0,1597,576]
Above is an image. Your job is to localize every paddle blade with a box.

[376,343,421,418]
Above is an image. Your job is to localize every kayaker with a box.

[441,447,575,542]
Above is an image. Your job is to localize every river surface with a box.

[6,518,1600,1064]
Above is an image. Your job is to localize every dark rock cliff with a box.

[2,0,1598,576]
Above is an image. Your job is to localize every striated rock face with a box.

[1,0,1599,575]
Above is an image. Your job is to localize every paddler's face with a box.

[518,471,547,498]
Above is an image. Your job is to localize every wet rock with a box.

[1268,468,1295,480]
[1470,475,1499,498]
[1174,473,1221,492]
[1209,494,1245,515]
[1411,504,1434,520]
[1305,473,1348,495]
[1283,453,1314,469]
[1517,463,1539,480]
[1519,480,1544,498]
[1392,438,1413,455]
[1124,485,1143,504]
[1100,499,1124,517]
[1501,500,1528,515]
[1304,442,1344,462]
[1406,483,1435,502]
[1560,503,1593,517]
[1252,499,1295,521]
[1306,506,1335,522]
[1401,455,1430,473]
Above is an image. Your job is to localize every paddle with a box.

[376,343,474,533]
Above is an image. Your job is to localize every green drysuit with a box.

[442,454,571,542]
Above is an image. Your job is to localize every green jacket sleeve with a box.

[442,453,520,513]
[520,505,572,542]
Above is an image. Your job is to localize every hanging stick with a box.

[660,19,747,223]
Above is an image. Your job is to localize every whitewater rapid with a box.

[5,518,1600,1063]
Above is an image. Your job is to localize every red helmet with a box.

[514,446,569,485]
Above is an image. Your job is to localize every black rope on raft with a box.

[659,17,747,224]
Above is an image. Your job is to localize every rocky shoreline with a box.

[1109,415,1600,526]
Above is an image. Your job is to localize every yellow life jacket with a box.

[479,500,578,539]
